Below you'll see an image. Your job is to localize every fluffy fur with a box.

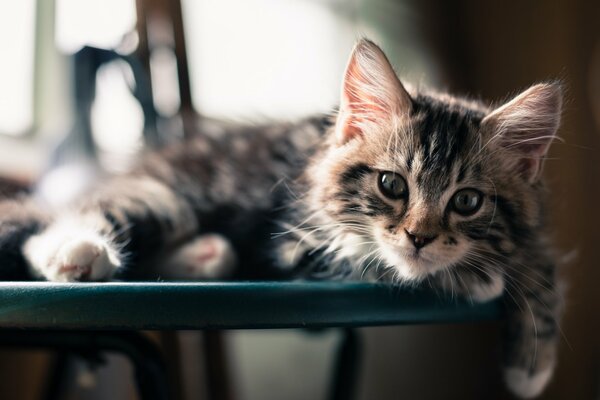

[0,39,564,398]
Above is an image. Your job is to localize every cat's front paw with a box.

[162,234,236,279]
[24,229,121,282]
[504,366,554,399]
[470,272,505,302]
[52,239,120,282]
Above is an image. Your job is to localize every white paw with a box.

[470,272,505,302]
[53,239,119,282]
[162,234,236,279]
[504,366,554,399]
[24,223,121,282]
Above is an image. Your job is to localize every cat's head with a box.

[308,39,562,281]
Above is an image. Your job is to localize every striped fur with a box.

[0,39,563,398]
[274,40,563,398]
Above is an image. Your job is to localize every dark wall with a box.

[417,1,600,398]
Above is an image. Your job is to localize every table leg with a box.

[329,329,362,400]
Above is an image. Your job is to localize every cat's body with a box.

[23,116,329,281]
[0,40,563,399]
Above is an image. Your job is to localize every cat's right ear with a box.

[481,83,563,183]
[335,39,412,145]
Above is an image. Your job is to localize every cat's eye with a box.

[451,189,483,216]
[378,172,408,200]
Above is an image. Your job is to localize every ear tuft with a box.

[335,39,412,144]
[482,82,563,182]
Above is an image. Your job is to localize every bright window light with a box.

[55,0,137,53]
[0,0,36,135]
[91,61,144,172]
[182,0,357,120]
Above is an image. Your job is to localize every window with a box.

[0,0,36,135]
[182,0,357,119]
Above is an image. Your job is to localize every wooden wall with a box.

[417,1,600,398]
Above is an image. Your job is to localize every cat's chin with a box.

[378,243,446,281]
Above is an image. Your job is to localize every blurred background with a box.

[0,0,598,399]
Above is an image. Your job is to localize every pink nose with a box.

[404,229,438,249]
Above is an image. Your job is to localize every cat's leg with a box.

[23,177,199,282]
[434,266,506,302]
[154,234,236,279]
[503,265,562,399]
[435,262,560,398]
[24,214,122,282]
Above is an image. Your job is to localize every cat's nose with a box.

[404,229,438,249]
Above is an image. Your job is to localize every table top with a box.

[0,281,503,330]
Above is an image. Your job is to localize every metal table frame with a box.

[0,281,502,400]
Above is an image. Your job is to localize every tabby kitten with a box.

[2,40,563,398]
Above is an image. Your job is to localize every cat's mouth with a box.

[378,241,440,280]
[374,230,462,280]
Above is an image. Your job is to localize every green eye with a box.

[378,172,408,200]
[451,189,483,215]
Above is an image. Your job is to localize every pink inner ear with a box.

[336,39,412,144]
[337,111,362,141]
[506,139,550,157]
[517,158,540,178]
[344,62,389,118]
[337,65,383,142]
[337,58,394,143]
[482,83,562,182]
[500,135,552,182]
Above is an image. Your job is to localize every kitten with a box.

[1,39,563,398]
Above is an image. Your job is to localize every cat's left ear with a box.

[482,82,563,183]
[335,39,412,144]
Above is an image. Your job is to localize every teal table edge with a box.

[0,281,503,330]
